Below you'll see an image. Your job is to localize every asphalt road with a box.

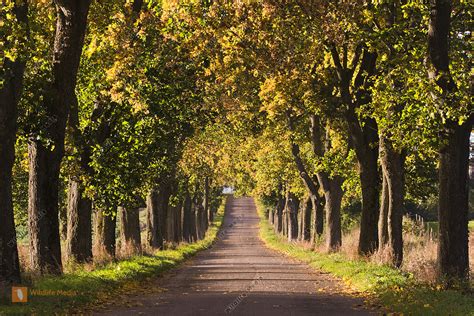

[96,196,373,316]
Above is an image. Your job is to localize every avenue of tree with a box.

[0,0,472,289]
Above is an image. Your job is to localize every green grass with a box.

[256,201,474,316]
[0,198,227,315]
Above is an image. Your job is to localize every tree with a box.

[27,0,91,274]
[0,0,28,284]
[367,0,427,267]
[66,0,143,261]
[426,0,472,285]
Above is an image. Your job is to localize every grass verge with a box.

[0,197,227,315]
[256,201,474,316]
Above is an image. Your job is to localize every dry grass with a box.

[400,216,438,283]
[339,228,361,260]
[17,242,30,273]
[331,216,474,284]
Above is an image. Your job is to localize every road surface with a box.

[96,196,373,315]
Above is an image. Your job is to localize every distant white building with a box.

[222,186,235,194]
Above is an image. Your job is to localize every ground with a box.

[94,197,373,315]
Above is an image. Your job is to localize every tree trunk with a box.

[301,196,312,241]
[59,205,68,242]
[321,177,344,251]
[286,193,299,241]
[0,95,22,281]
[190,200,198,242]
[268,208,274,225]
[345,108,380,255]
[357,155,380,255]
[196,205,204,240]
[275,191,285,233]
[203,177,210,229]
[119,206,141,255]
[330,47,380,255]
[310,194,324,241]
[152,185,170,245]
[182,193,193,242]
[199,204,207,239]
[378,171,389,248]
[282,202,288,237]
[28,0,91,275]
[379,136,405,267]
[28,144,64,273]
[297,203,303,241]
[66,179,92,263]
[94,210,116,258]
[166,201,175,242]
[437,120,471,282]
[174,202,183,242]
[0,0,28,284]
[146,190,163,249]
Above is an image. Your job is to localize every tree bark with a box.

[282,201,288,237]
[268,208,274,225]
[146,189,163,249]
[0,0,28,284]
[357,150,380,255]
[59,205,68,242]
[427,0,471,284]
[196,204,205,240]
[297,202,303,241]
[94,210,116,258]
[118,206,141,255]
[28,0,91,274]
[379,136,405,267]
[166,201,176,242]
[321,177,343,251]
[378,171,389,248]
[66,179,92,263]
[274,186,285,233]
[286,192,299,241]
[174,201,183,243]
[301,196,312,241]
[310,193,324,241]
[151,184,170,245]
[190,199,199,242]
[203,177,210,229]
[182,193,193,242]
[437,120,471,282]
